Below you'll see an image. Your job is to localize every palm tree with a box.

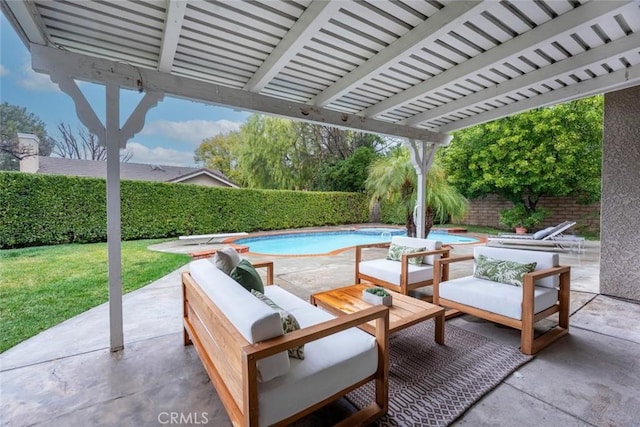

[365,147,467,237]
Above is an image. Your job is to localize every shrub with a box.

[0,172,369,248]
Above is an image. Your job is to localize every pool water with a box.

[234,229,478,255]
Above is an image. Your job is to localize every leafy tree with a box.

[194,114,395,190]
[194,130,242,181]
[235,115,310,189]
[0,103,53,170]
[441,96,603,219]
[54,122,132,162]
[315,146,378,192]
[366,147,467,237]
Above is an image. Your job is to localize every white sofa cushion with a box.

[439,276,558,320]
[359,259,434,286]
[391,236,442,265]
[474,246,559,289]
[189,260,289,382]
[261,286,378,427]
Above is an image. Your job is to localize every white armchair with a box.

[355,236,450,297]
[433,246,570,355]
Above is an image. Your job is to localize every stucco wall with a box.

[600,86,640,301]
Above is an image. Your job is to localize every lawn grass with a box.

[0,240,190,353]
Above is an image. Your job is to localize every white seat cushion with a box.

[359,259,433,286]
[189,260,289,382]
[439,276,558,320]
[261,286,378,427]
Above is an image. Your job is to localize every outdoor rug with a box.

[346,321,533,426]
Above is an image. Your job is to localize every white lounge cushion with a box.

[189,260,289,382]
[260,286,378,427]
[439,276,558,320]
[359,259,434,286]
[474,247,559,289]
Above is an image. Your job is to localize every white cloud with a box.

[18,63,60,92]
[140,119,242,145]
[126,142,196,167]
[0,64,8,76]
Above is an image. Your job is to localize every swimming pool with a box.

[234,229,479,256]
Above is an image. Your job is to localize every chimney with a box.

[18,133,40,173]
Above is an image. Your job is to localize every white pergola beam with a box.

[434,63,640,133]
[3,0,46,45]
[362,0,633,119]
[120,92,164,146]
[313,1,485,107]
[31,44,449,143]
[243,1,342,93]
[157,0,186,73]
[404,31,640,127]
[52,77,106,143]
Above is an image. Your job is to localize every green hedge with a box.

[379,199,405,225]
[0,172,369,248]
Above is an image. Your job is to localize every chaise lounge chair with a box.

[487,221,584,252]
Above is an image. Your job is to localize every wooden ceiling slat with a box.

[3,0,635,135]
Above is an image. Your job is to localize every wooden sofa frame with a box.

[355,242,450,297]
[183,261,390,426]
[433,255,570,355]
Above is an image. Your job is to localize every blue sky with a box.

[0,14,250,167]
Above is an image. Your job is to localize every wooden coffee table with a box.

[310,284,445,344]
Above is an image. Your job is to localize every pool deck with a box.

[1,227,639,426]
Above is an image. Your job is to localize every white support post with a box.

[106,82,123,352]
[40,64,164,352]
[406,137,452,238]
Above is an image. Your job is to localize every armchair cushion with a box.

[473,254,537,287]
[386,242,426,265]
[359,259,433,286]
[438,276,558,320]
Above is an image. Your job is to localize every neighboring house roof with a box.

[31,156,238,187]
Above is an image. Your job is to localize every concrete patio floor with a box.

[1,235,639,426]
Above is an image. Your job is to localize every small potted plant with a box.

[499,204,549,234]
[362,287,392,307]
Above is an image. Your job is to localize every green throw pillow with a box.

[386,243,426,266]
[230,259,264,294]
[251,290,305,360]
[474,254,537,287]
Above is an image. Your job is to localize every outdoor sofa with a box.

[183,258,389,426]
[433,246,570,355]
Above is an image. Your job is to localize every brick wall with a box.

[463,194,600,234]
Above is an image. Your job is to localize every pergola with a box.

[2,0,639,351]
